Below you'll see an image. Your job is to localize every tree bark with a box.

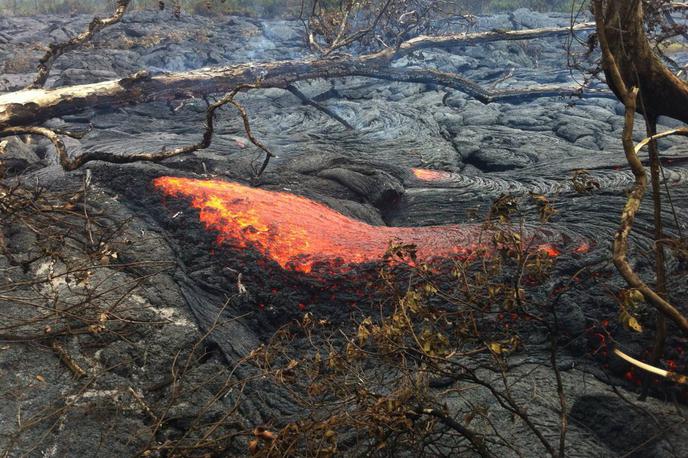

[596,0,688,122]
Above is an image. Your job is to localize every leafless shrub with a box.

[301,0,476,56]
[239,209,571,457]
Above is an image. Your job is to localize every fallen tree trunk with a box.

[0,22,594,129]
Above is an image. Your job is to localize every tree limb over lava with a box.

[0,22,595,130]
[389,22,594,58]
[0,85,273,172]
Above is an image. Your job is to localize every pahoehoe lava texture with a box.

[2,8,688,457]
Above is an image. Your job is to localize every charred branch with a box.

[285,84,354,130]
[0,85,273,172]
[29,0,131,89]
[356,66,609,103]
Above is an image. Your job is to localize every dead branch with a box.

[0,23,594,130]
[634,127,688,151]
[51,340,87,378]
[0,85,273,172]
[389,22,594,58]
[223,94,275,177]
[29,0,131,89]
[614,348,688,385]
[322,0,395,56]
[356,66,607,103]
[286,84,354,130]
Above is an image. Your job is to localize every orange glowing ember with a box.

[411,168,455,182]
[574,242,591,254]
[537,243,561,257]
[154,177,489,273]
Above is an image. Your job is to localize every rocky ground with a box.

[1,7,688,457]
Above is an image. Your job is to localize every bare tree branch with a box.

[29,0,132,89]
[0,23,594,130]
[0,85,272,172]
[286,84,355,129]
[614,348,688,385]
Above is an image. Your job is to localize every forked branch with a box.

[0,85,274,175]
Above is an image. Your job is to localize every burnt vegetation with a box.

[1,0,688,456]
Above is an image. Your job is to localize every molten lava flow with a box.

[411,168,455,182]
[154,177,491,273]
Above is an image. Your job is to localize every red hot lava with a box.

[411,168,455,182]
[154,177,562,274]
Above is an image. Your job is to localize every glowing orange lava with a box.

[154,177,491,273]
[536,243,561,258]
[574,242,591,254]
[411,168,455,182]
